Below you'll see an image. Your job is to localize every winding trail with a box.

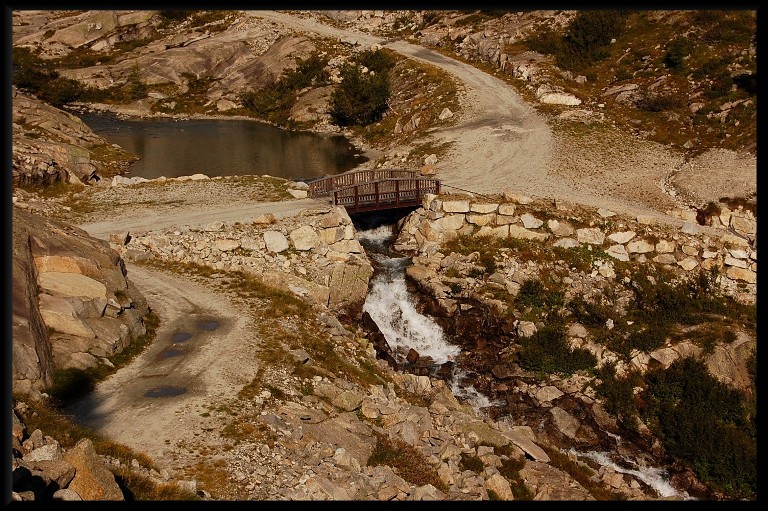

[245,11,698,225]
[66,265,262,466]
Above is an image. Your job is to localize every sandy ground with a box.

[66,11,755,480]
[65,265,263,469]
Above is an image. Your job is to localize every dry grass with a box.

[367,432,448,493]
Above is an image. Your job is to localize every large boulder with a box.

[12,209,149,398]
[62,438,124,501]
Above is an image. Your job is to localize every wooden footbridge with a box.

[307,169,440,214]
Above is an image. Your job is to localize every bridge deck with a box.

[308,169,439,213]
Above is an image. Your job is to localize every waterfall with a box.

[451,366,506,410]
[359,224,461,365]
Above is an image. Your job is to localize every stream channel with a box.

[353,211,691,500]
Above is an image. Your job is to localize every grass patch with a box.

[367,432,448,493]
[113,467,199,501]
[223,270,312,319]
[183,459,247,500]
[18,397,158,473]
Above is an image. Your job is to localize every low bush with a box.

[594,363,641,427]
[517,324,597,375]
[566,296,611,327]
[663,37,693,71]
[516,279,564,312]
[703,71,734,100]
[241,51,330,125]
[459,452,484,473]
[641,357,756,499]
[637,93,686,112]
[526,11,629,71]
[497,455,533,500]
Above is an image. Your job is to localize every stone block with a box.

[442,200,470,213]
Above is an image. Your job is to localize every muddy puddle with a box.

[144,386,187,398]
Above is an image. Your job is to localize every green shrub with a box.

[732,72,757,94]
[697,11,756,45]
[527,11,629,71]
[354,48,397,75]
[281,52,330,90]
[627,267,726,327]
[241,51,330,125]
[691,55,731,80]
[594,363,641,427]
[566,296,611,327]
[46,367,97,404]
[518,324,597,375]
[664,37,693,71]
[13,47,87,107]
[525,29,563,56]
[641,358,756,499]
[516,279,564,311]
[124,66,148,100]
[240,83,296,124]
[330,63,390,127]
[566,11,628,53]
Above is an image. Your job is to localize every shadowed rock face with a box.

[12,209,149,399]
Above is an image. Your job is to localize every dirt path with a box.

[245,11,692,225]
[66,265,262,469]
[78,197,322,239]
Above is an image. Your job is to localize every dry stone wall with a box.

[117,205,373,320]
[396,192,756,301]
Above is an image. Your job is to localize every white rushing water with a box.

[573,449,691,500]
[451,367,506,410]
[360,224,461,366]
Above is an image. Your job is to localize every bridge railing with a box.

[308,169,421,198]
[332,178,440,213]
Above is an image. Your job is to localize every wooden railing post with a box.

[375,181,379,208]
[354,185,359,212]
[395,179,400,207]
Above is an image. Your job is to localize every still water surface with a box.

[79,112,366,180]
